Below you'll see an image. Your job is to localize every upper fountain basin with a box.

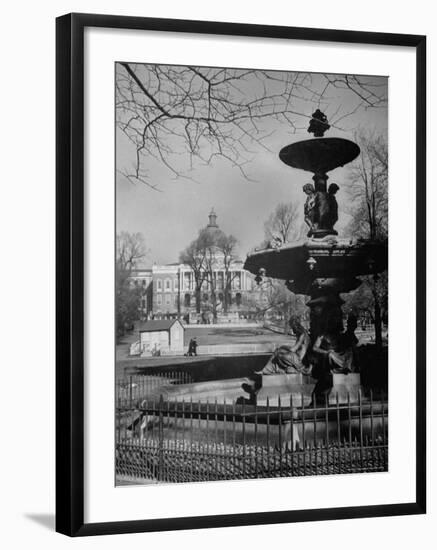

[279,138,360,174]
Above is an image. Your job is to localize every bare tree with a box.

[345,131,388,349]
[179,239,208,314]
[180,227,240,318]
[116,64,387,187]
[247,278,308,331]
[263,201,303,245]
[116,232,147,337]
[216,233,239,313]
[346,130,388,242]
[248,202,306,330]
[196,229,220,322]
[117,231,147,272]
[343,271,388,328]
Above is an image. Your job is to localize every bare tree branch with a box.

[116,64,387,186]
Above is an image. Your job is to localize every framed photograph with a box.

[56,13,426,536]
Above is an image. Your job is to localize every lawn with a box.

[183,326,289,346]
[116,324,290,364]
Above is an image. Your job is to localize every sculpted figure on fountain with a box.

[303,180,340,237]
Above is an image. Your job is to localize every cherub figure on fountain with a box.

[303,183,317,235]
[324,183,339,229]
[303,181,340,237]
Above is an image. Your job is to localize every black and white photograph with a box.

[115,63,389,486]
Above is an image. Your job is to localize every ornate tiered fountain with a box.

[244,110,387,348]
[117,113,389,481]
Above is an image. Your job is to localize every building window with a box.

[173,278,178,291]
[142,279,146,286]
[157,279,162,291]
[184,273,190,290]
[184,293,191,307]
[217,272,224,290]
[165,278,171,291]
[165,295,171,305]
[157,295,162,305]
[236,292,242,306]
[234,272,241,290]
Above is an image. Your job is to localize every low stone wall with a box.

[157,342,289,356]
[196,343,280,355]
[125,353,271,382]
[184,322,262,328]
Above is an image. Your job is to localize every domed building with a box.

[132,209,264,323]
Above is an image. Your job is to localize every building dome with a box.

[207,208,218,229]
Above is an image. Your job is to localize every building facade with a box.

[130,210,265,322]
[150,258,259,321]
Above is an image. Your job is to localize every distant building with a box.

[138,319,185,355]
[129,209,265,322]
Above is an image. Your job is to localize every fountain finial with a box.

[308,109,330,137]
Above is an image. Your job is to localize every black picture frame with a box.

[56,12,426,537]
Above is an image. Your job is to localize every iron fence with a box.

[116,386,388,484]
[116,371,193,402]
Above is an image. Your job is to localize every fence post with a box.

[278,395,283,476]
[358,389,364,471]
[158,394,164,481]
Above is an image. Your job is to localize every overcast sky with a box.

[116,67,388,266]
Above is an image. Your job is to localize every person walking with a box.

[187,337,198,356]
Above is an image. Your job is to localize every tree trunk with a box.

[195,287,201,313]
[374,298,382,351]
[211,290,217,322]
[223,283,230,314]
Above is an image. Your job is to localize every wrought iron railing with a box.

[116,371,193,402]
[115,386,388,484]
